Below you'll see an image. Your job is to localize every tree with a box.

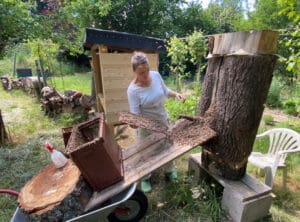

[167,36,188,91]
[206,0,244,33]
[0,0,34,58]
[235,0,288,30]
[278,0,300,79]
[186,30,207,84]
[168,2,219,36]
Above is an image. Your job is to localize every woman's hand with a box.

[175,93,185,103]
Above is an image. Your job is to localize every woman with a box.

[127,51,185,193]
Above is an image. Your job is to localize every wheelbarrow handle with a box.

[0,189,19,197]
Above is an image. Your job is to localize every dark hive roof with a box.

[83,28,166,52]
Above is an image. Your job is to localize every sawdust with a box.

[115,125,137,148]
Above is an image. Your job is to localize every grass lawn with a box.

[0,74,300,221]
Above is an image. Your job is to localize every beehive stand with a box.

[188,153,273,222]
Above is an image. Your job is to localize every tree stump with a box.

[18,160,93,222]
[198,30,279,180]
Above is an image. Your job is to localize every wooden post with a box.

[198,30,279,180]
[0,110,8,146]
[91,45,104,113]
[13,52,17,77]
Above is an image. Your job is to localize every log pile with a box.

[40,86,95,116]
[0,76,22,91]
[0,76,43,96]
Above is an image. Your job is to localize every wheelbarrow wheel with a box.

[107,189,148,222]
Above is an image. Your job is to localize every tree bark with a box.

[198,54,277,179]
[18,160,93,222]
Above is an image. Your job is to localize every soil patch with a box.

[263,108,298,123]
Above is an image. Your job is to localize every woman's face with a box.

[134,63,150,83]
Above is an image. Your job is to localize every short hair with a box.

[131,51,149,71]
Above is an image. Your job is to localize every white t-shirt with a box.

[127,71,170,122]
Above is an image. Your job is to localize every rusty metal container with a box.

[64,114,123,191]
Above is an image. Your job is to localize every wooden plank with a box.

[101,67,133,77]
[122,133,166,160]
[99,53,158,67]
[103,89,128,100]
[97,52,158,124]
[104,100,129,112]
[101,79,133,91]
[85,127,216,211]
[98,94,105,112]
[211,30,279,56]
[92,50,104,112]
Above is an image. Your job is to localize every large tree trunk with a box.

[18,160,93,222]
[198,31,278,180]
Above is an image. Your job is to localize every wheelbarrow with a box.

[1,183,148,222]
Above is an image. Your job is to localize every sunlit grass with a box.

[49,72,92,95]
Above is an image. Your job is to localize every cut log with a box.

[198,30,279,180]
[18,159,93,222]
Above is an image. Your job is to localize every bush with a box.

[283,100,298,115]
[266,78,282,107]
[263,115,275,125]
[165,94,199,122]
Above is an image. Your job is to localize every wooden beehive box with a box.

[65,114,123,191]
[83,28,165,125]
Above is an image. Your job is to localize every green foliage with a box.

[166,94,199,122]
[0,57,13,76]
[266,78,283,107]
[206,0,244,32]
[239,0,287,30]
[165,178,223,221]
[57,112,86,127]
[167,36,188,91]
[0,0,34,58]
[186,30,207,84]
[278,0,300,79]
[283,99,298,115]
[167,30,208,92]
[50,73,92,95]
[173,2,219,35]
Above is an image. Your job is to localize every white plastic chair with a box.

[248,128,300,188]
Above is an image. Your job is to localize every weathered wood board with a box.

[85,126,216,211]
[210,30,279,56]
